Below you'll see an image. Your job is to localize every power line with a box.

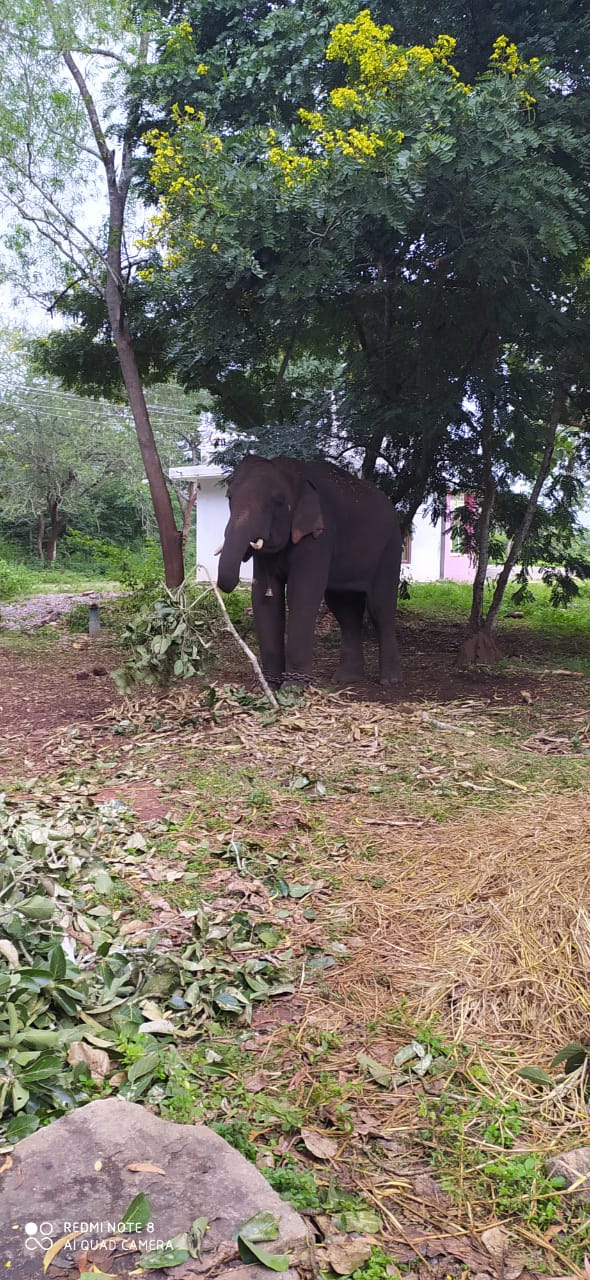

[0,382,207,423]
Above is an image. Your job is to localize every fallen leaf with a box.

[78,1271,117,1279]
[490,776,528,792]
[244,1071,270,1093]
[138,1019,176,1035]
[0,939,19,967]
[327,1237,372,1275]
[334,1209,382,1234]
[413,1174,451,1208]
[127,1162,167,1176]
[237,1238,290,1271]
[300,1127,339,1159]
[353,1109,384,1136]
[43,1232,84,1271]
[138,1245,190,1269]
[0,1155,13,1173]
[67,1042,111,1082]
[119,919,149,936]
[357,1051,392,1087]
[481,1226,524,1280]
[175,1241,237,1275]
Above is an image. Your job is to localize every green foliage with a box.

[351,1247,398,1280]
[113,583,213,691]
[422,1086,571,1233]
[519,1041,590,1098]
[263,1161,322,1211]
[64,533,165,590]
[0,786,299,1143]
[482,1152,563,1229]
[0,354,150,562]
[0,558,32,602]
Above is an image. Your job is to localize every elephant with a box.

[217,454,402,688]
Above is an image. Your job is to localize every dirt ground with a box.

[2,601,590,1276]
[2,606,589,765]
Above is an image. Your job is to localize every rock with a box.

[546,1146,590,1201]
[0,1099,309,1279]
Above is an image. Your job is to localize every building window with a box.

[402,532,412,564]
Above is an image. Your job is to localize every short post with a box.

[88,602,100,638]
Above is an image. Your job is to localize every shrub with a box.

[64,531,164,589]
[0,558,32,602]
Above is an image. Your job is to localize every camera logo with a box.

[24,1222,54,1253]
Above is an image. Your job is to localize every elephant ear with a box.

[291,480,324,544]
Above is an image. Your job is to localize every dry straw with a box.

[108,682,590,1060]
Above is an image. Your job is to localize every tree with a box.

[0,0,185,585]
[129,9,588,521]
[0,376,144,560]
[30,1,590,649]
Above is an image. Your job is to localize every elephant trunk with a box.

[217,524,252,593]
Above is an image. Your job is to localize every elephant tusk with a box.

[250,538,264,550]
[213,544,224,556]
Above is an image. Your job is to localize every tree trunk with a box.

[361,432,384,481]
[483,394,563,633]
[110,308,184,588]
[55,32,184,591]
[460,391,564,664]
[459,398,500,665]
[37,513,45,561]
[469,480,496,633]
[469,398,496,633]
[46,503,67,562]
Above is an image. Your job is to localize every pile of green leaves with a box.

[113,583,214,691]
[0,792,296,1147]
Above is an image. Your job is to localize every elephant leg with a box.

[325,589,366,683]
[284,565,326,686]
[252,574,286,687]
[367,542,402,685]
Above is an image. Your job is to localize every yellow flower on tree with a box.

[140,102,224,265]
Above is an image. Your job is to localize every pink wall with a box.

[441,494,475,582]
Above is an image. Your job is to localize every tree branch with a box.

[0,190,104,293]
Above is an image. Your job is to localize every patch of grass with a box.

[401,579,590,662]
[265,1160,323,1210]
[211,1118,259,1163]
[400,580,474,622]
[421,1084,580,1241]
[0,626,61,653]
